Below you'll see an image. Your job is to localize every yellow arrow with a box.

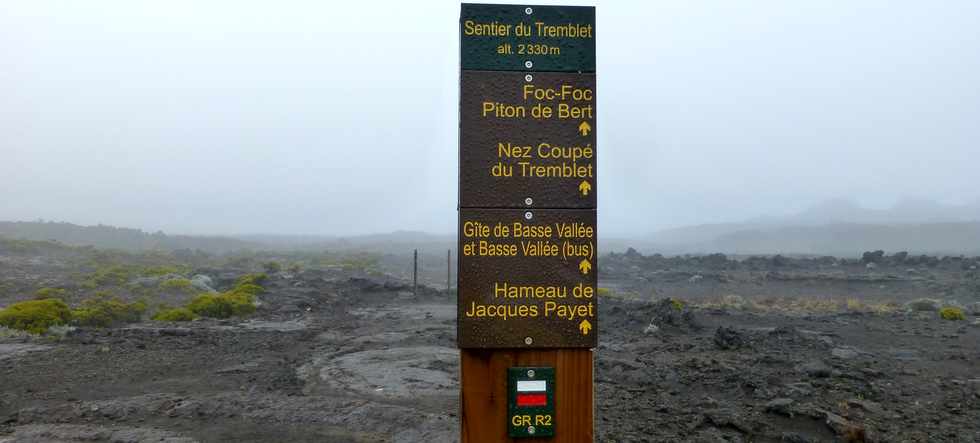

[578,180,591,196]
[578,319,592,335]
[578,121,591,136]
[578,258,591,275]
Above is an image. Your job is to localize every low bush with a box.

[317,253,381,273]
[262,261,282,273]
[71,294,146,328]
[142,265,189,277]
[160,278,196,294]
[0,299,72,334]
[235,273,268,286]
[34,287,67,300]
[233,283,263,296]
[939,306,966,321]
[187,291,255,318]
[182,273,265,319]
[81,265,140,289]
[845,299,865,311]
[152,307,197,322]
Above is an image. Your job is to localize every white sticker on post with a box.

[516,380,547,392]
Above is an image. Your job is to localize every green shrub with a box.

[160,278,196,294]
[187,292,255,319]
[671,299,685,310]
[187,294,225,317]
[232,283,264,296]
[34,287,67,300]
[0,299,72,334]
[316,253,381,272]
[939,307,966,321]
[181,272,265,319]
[262,261,282,273]
[71,294,146,328]
[235,273,268,286]
[83,265,135,288]
[142,265,189,277]
[152,307,197,322]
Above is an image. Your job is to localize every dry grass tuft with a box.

[697,294,904,316]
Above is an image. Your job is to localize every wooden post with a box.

[460,349,594,443]
[458,4,597,442]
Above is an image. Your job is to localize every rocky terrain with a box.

[0,242,978,442]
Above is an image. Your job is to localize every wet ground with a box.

[1,253,979,442]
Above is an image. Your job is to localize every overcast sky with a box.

[2,1,978,237]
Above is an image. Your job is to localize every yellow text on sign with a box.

[482,102,594,120]
[511,414,553,426]
[463,20,593,39]
[523,85,592,102]
[481,83,595,120]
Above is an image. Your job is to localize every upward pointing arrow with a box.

[578,258,592,275]
[578,121,592,136]
[578,319,592,335]
[578,180,592,196]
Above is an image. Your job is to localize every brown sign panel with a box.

[460,4,596,72]
[459,70,596,209]
[458,208,597,348]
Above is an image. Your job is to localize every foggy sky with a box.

[2,1,978,237]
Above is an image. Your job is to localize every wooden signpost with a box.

[458,4,597,442]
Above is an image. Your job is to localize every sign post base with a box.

[460,348,594,442]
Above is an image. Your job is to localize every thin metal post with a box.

[413,249,418,296]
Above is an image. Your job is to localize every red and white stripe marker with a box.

[515,380,547,407]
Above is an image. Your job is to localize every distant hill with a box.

[707,222,980,256]
[638,199,980,256]
[0,221,455,256]
[0,221,258,254]
[239,231,455,255]
[752,198,980,226]
[7,196,980,258]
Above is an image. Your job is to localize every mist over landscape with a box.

[5,196,980,256]
[2,2,980,442]
[3,0,979,250]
